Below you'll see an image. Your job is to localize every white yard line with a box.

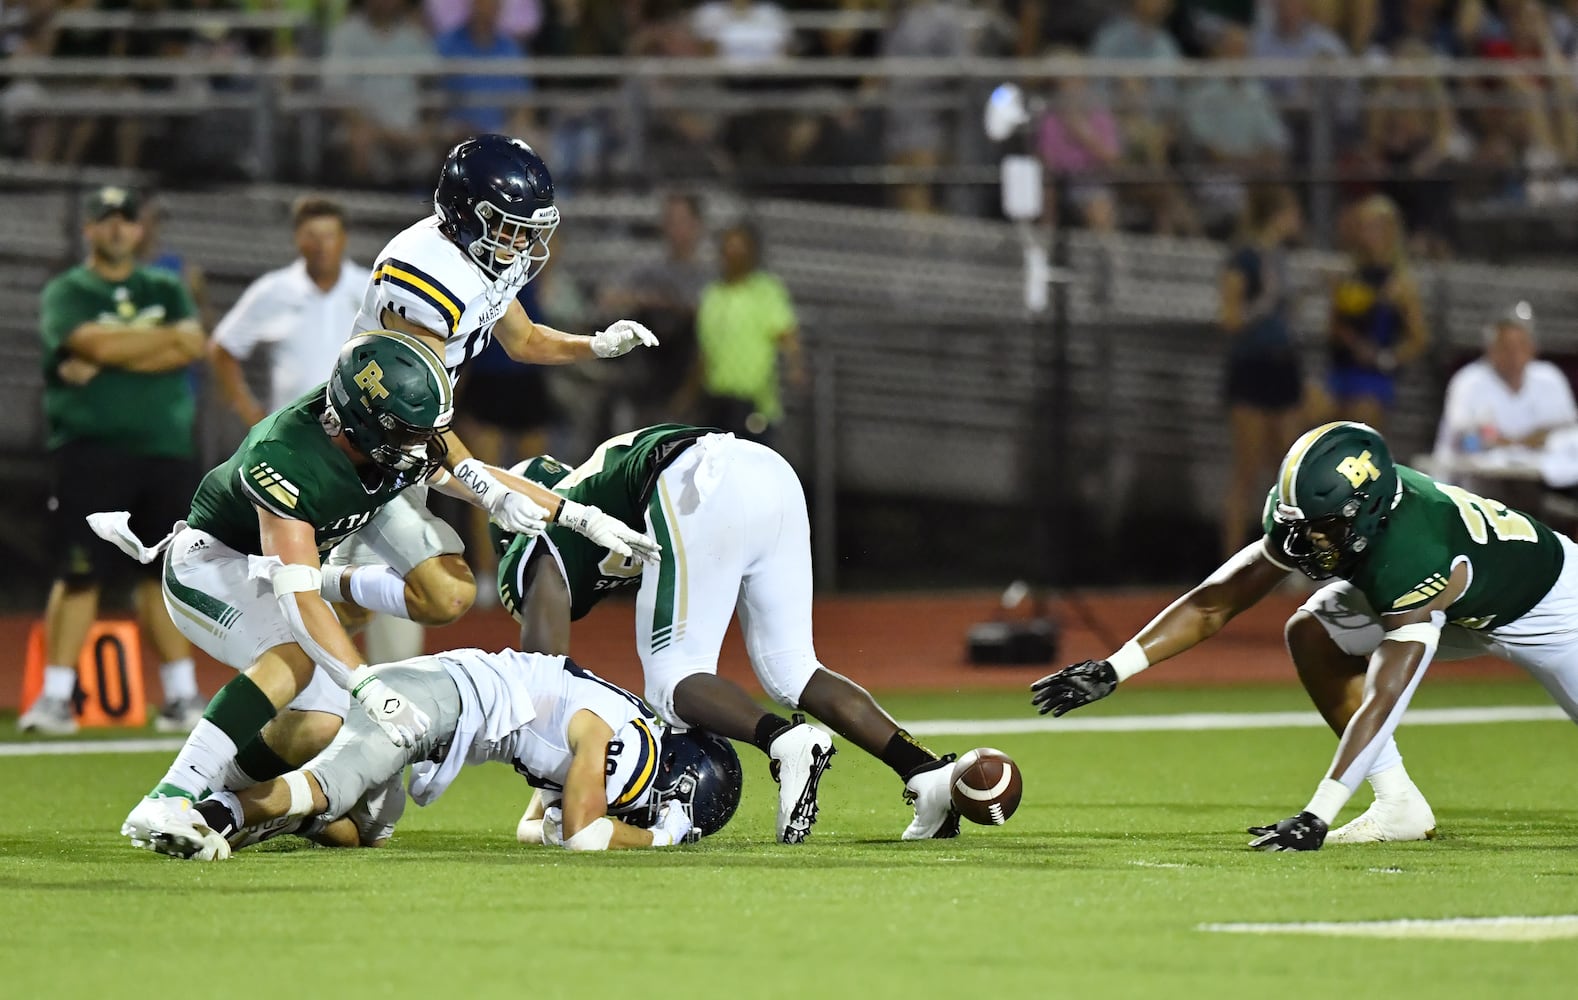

[905,704,1567,736]
[1,704,1566,758]
[1199,915,1578,941]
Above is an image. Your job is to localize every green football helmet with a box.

[327,331,454,479]
[1272,421,1398,579]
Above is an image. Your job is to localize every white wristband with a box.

[283,770,315,818]
[1107,640,1150,682]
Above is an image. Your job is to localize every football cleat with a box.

[902,754,961,841]
[121,794,219,860]
[153,697,207,734]
[769,715,835,845]
[1328,788,1438,845]
[18,697,78,736]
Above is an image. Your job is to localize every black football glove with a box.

[1247,811,1329,852]
[1030,659,1119,717]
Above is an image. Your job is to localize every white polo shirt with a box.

[213,258,370,410]
[1434,358,1578,461]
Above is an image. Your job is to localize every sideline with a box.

[1199,915,1578,941]
[1,705,1566,757]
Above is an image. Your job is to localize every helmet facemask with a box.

[1274,497,1371,580]
[470,201,558,284]
[365,412,449,479]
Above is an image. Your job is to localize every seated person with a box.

[1433,302,1578,470]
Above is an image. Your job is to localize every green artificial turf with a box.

[2,681,1575,999]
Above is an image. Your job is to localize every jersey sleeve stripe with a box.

[611,717,659,809]
[376,259,463,335]
[238,468,302,521]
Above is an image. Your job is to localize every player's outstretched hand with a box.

[1030,659,1118,716]
[557,499,662,564]
[1247,811,1328,852]
[350,667,432,749]
[591,319,659,359]
[654,800,696,846]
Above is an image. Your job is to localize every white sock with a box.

[1367,759,1417,802]
[219,756,258,792]
[160,658,198,702]
[157,719,239,800]
[348,566,410,619]
[42,664,77,701]
[1365,737,1404,781]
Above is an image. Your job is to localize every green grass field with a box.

[3,680,1577,1000]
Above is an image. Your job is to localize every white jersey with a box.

[409,648,662,815]
[353,216,529,378]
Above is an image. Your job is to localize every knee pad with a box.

[751,649,821,709]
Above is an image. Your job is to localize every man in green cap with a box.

[25,185,208,736]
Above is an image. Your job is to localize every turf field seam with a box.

[905,705,1567,736]
[0,705,1565,756]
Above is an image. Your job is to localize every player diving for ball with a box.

[93,333,651,855]
[492,424,977,844]
[321,132,662,666]
[175,648,742,859]
[1031,420,1578,851]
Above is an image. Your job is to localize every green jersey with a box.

[188,388,419,556]
[495,425,715,621]
[40,264,199,458]
[1264,465,1565,630]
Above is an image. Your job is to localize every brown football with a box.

[950,748,1023,826]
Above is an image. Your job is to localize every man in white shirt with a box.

[209,197,369,425]
[691,0,792,64]
[1434,302,1578,466]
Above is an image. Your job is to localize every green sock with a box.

[205,673,277,744]
[235,735,294,782]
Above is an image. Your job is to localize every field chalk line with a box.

[1199,915,1578,941]
[0,705,1566,758]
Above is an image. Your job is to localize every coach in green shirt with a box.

[693,223,805,446]
[22,186,208,737]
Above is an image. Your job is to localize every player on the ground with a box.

[326,133,662,657]
[93,332,649,855]
[494,425,973,844]
[175,649,729,859]
[1030,421,1578,851]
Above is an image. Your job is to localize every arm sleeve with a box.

[370,258,464,339]
[1329,612,1444,791]
[211,273,277,357]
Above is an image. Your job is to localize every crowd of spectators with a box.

[4,1,1578,245]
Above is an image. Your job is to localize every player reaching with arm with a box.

[495,426,982,845]
[325,133,661,643]
[186,650,728,858]
[1032,421,1578,850]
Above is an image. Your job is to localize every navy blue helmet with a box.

[644,729,743,839]
[433,134,558,284]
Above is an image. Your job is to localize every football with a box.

[950,748,1023,826]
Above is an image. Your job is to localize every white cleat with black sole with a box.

[901,754,961,840]
[122,795,226,860]
[1328,789,1438,845]
[769,715,835,844]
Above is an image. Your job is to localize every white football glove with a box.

[541,806,564,847]
[350,667,432,749]
[557,499,662,564]
[453,458,551,535]
[590,319,659,359]
[651,800,695,847]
